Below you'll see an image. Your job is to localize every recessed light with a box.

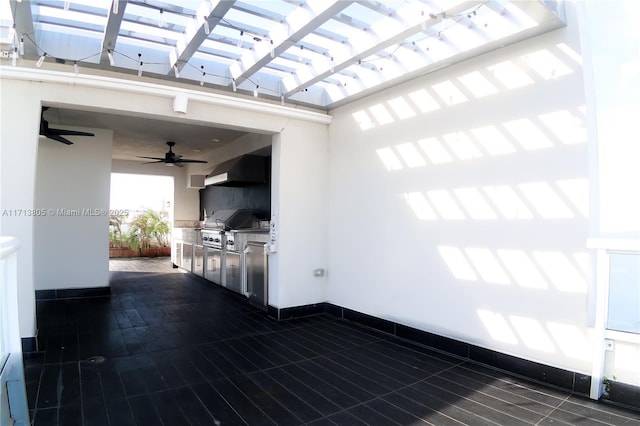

[211,138,220,142]
[193,149,201,153]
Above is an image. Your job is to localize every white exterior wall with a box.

[269,120,330,308]
[327,4,594,375]
[0,80,41,338]
[34,128,113,291]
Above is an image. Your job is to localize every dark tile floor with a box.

[25,258,640,425]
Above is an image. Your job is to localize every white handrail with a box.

[0,237,30,425]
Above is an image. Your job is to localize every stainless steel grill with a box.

[200,209,260,293]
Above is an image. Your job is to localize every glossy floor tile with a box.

[25,258,640,425]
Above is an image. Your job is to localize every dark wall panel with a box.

[199,156,271,220]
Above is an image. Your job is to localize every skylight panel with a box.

[318,16,362,38]
[271,56,307,74]
[120,21,182,45]
[197,44,241,62]
[301,33,341,55]
[35,21,104,41]
[200,39,242,58]
[223,7,279,36]
[116,34,175,55]
[124,3,193,30]
[162,0,209,14]
[340,2,384,27]
[191,50,236,67]
[34,4,106,28]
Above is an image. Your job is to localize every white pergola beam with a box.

[282,1,484,96]
[229,0,350,86]
[168,0,237,73]
[101,0,128,65]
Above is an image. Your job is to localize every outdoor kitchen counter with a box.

[229,229,269,253]
[172,227,202,244]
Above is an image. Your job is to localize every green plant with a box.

[109,212,128,248]
[123,209,170,255]
[603,375,617,395]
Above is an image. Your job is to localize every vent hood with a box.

[205,155,266,186]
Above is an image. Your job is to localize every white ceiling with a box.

[4,0,566,162]
[42,106,249,162]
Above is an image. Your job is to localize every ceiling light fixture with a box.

[137,53,143,77]
[112,0,118,14]
[254,85,259,97]
[173,65,180,78]
[204,18,210,35]
[74,61,79,75]
[330,57,334,73]
[231,78,236,92]
[237,30,243,48]
[159,9,164,28]
[200,65,205,86]
[11,48,17,66]
[107,49,115,66]
[19,37,24,56]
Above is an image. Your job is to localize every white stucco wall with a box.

[327,3,594,375]
[34,128,113,290]
[0,80,41,338]
[270,120,330,308]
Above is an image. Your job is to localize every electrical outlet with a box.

[1,50,10,59]
[313,268,325,277]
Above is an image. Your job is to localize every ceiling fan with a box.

[138,141,208,167]
[40,107,95,145]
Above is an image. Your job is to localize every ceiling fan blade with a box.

[140,142,206,165]
[141,161,166,164]
[47,128,95,137]
[175,159,208,163]
[44,133,74,145]
[137,156,165,161]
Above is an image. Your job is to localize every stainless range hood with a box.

[204,155,266,186]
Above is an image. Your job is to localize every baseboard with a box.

[21,336,38,353]
[268,303,325,320]
[35,286,111,301]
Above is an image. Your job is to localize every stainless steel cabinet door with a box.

[225,252,241,294]
[204,247,222,284]
[193,245,204,277]
[182,243,193,272]
[246,242,268,310]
